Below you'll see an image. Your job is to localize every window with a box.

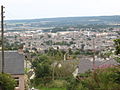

[14,77,19,87]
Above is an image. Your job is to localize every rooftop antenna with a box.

[1,5,5,73]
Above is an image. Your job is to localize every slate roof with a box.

[78,59,118,74]
[78,59,93,74]
[0,51,24,75]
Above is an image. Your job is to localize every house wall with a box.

[12,75,25,90]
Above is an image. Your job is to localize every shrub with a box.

[66,78,80,90]
[0,73,16,90]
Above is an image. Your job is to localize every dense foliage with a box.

[0,73,16,90]
[67,67,120,90]
[30,48,78,88]
[31,55,52,86]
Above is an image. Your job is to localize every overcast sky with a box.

[1,0,120,20]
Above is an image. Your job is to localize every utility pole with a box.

[93,37,100,87]
[1,5,5,73]
[93,38,95,70]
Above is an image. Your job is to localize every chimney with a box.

[18,44,24,54]
[18,45,24,54]
[18,49,24,54]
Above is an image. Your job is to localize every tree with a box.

[114,39,120,55]
[68,48,73,55]
[31,55,52,86]
[113,39,120,63]
[81,44,85,51]
[0,73,16,90]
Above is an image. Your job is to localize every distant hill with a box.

[6,15,120,27]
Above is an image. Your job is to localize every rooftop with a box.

[0,51,24,75]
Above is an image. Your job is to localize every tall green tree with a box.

[31,55,52,86]
[114,39,120,55]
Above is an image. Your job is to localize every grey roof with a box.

[78,59,118,74]
[0,51,24,75]
[78,59,93,74]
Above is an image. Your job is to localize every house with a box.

[73,58,118,77]
[0,51,25,90]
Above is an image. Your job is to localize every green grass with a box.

[37,87,66,90]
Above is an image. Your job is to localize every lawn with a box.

[37,87,66,90]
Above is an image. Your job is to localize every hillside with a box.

[6,16,120,27]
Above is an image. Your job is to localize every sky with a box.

[0,0,120,20]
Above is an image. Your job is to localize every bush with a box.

[67,78,81,90]
[0,73,16,90]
